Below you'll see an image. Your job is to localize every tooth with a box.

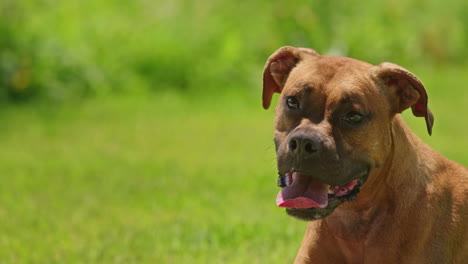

[292,172,298,180]
[328,188,334,195]
[287,172,293,186]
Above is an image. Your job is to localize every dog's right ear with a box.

[262,46,319,109]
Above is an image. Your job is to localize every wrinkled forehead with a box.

[282,55,377,103]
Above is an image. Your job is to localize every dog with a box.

[262,46,468,263]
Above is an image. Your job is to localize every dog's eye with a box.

[286,97,300,109]
[344,111,364,124]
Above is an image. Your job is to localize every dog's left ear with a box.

[372,62,434,135]
[262,46,319,109]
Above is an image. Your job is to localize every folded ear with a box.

[372,62,434,135]
[262,46,319,109]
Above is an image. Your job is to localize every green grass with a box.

[0,93,307,263]
[0,68,465,263]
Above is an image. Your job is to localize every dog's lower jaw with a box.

[286,197,344,221]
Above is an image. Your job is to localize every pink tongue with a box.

[276,173,329,209]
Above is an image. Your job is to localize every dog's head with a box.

[263,46,434,220]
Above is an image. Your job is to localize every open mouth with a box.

[276,171,367,211]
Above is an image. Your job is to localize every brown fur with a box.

[262,46,468,263]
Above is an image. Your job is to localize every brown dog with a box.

[262,46,468,263]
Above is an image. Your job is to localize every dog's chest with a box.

[323,208,390,261]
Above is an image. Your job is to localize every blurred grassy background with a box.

[0,0,466,263]
[2,0,468,101]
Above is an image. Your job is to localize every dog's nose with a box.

[288,133,322,157]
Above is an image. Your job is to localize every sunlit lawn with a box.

[0,68,465,263]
